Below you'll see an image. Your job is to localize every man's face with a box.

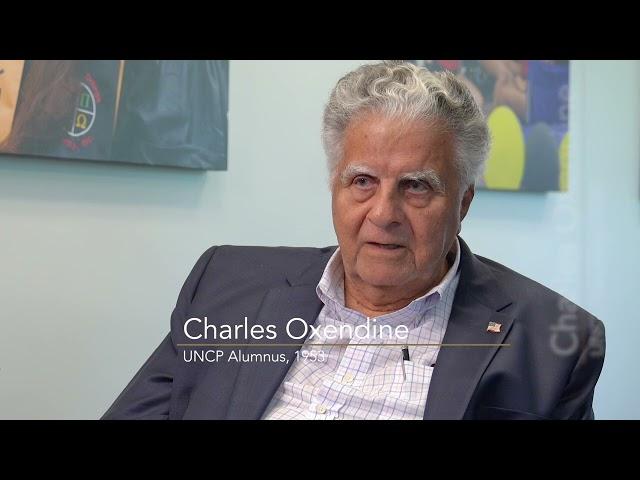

[331,112,474,292]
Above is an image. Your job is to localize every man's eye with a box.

[405,179,429,193]
[353,176,374,188]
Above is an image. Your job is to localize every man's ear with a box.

[458,185,475,232]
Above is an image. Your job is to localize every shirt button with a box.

[342,373,354,384]
[316,404,327,414]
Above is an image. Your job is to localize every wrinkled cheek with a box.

[333,210,356,240]
[331,200,345,236]
[333,208,363,256]
[336,201,365,235]
[414,221,448,264]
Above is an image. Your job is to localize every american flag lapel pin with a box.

[487,321,502,333]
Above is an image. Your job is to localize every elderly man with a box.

[103,61,605,420]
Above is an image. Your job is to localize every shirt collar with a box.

[316,237,461,323]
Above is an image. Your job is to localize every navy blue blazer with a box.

[102,237,605,420]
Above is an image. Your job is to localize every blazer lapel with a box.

[424,237,514,420]
[225,248,335,419]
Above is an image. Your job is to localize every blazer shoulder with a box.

[202,244,334,276]
[184,244,335,295]
[211,244,334,264]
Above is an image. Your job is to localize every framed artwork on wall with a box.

[410,60,570,192]
[0,60,229,170]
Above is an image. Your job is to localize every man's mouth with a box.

[367,242,404,250]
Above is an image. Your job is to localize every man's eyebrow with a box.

[399,170,446,193]
[338,165,446,193]
[339,164,377,186]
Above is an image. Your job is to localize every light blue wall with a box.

[579,61,640,418]
[0,60,637,419]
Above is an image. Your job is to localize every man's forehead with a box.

[344,112,450,145]
[342,123,454,170]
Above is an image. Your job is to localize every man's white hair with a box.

[322,61,491,189]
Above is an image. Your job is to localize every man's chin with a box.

[355,267,413,289]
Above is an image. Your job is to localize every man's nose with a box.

[367,184,404,229]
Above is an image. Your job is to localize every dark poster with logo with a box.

[0,60,229,170]
[54,61,119,161]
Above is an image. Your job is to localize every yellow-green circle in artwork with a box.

[559,133,569,192]
[484,106,526,190]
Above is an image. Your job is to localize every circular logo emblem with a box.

[67,82,96,137]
